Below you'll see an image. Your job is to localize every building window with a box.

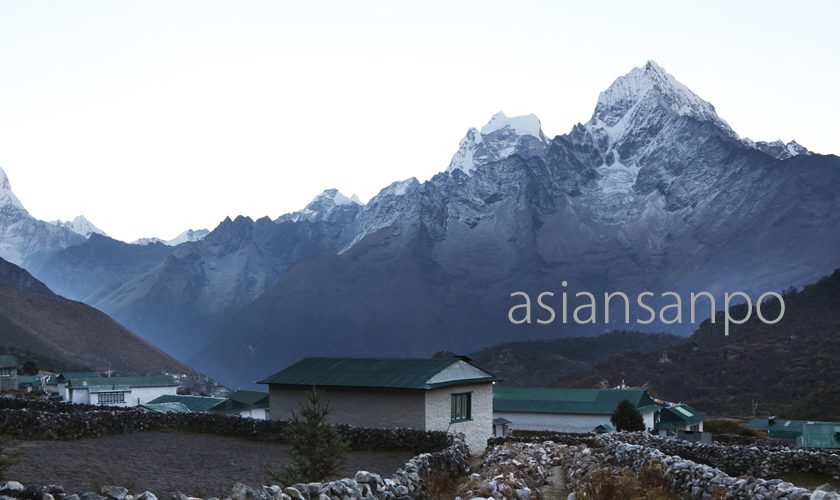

[98,392,126,405]
[451,392,471,423]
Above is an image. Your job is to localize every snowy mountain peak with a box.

[743,138,813,160]
[133,228,210,246]
[590,60,736,137]
[167,228,210,246]
[49,215,106,238]
[480,111,544,138]
[0,166,30,216]
[281,188,363,223]
[448,112,548,175]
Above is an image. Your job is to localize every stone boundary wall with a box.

[0,402,449,453]
[564,436,836,500]
[609,433,840,479]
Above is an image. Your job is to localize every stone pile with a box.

[456,441,566,499]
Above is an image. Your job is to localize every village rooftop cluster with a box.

[4,353,837,452]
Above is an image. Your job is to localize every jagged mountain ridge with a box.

[25,61,839,387]
[189,61,839,386]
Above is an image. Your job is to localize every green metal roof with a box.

[0,355,17,368]
[67,374,177,389]
[748,417,807,438]
[227,390,269,407]
[493,417,512,425]
[258,357,496,390]
[146,395,226,413]
[658,404,706,427]
[798,422,840,449]
[141,402,191,414]
[593,423,615,433]
[56,371,101,383]
[17,375,39,386]
[493,387,657,415]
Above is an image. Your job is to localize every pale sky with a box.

[0,1,837,242]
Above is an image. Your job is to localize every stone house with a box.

[493,386,660,433]
[0,355,18,391]
[65,374,178,407]
[259,357,497,453]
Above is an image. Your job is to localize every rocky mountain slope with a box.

[190,62,839,386]
[24,61,840,387]
[0,257,193,375]
[565,268,840,420]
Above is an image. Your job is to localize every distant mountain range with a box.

[3,60,839,387]
[0,256,193,375]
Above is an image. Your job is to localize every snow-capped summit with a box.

[743,138,812,160]
[49,215,107,238]
[166,228,210,246]
[281,188,363,223]
[448,112,548,175]
[0,166,29,217]
[588,60,737,145]
[133,228,210,246]
[480,111,544,138]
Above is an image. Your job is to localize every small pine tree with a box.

[611,399,646,432]
[277,388,348,484]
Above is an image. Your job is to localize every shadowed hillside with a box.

[469,331,680,387]
[0,257,194,375]
[566,269,840,419]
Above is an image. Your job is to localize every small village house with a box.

[0,355,18,391]
[211,389,270,420]
[65,374,178,407]
[493,386,660,433]
[655,403,706,434]
[44,371,101,399]
[259,357,497,453]
[143,394,227,413]
[749,417,840,448]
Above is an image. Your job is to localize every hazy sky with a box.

[1,1,837,242]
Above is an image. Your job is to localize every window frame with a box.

[450,391,472,423]
[97,391,126,405]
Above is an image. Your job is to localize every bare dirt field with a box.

[7,431,413,497]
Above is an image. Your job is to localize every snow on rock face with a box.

[480,111,544,137]
[132,229,210,246]
[743,138,812,160]
[166,228,210,246]
[282,188,364,223]
[448,112,548,175]
[591,60,735,135]
[0,166,29,217]
[49,215,107,238]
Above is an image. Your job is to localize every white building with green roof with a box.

[493,386,660,434]
[66,374,178,407]
[259,357,497,454]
